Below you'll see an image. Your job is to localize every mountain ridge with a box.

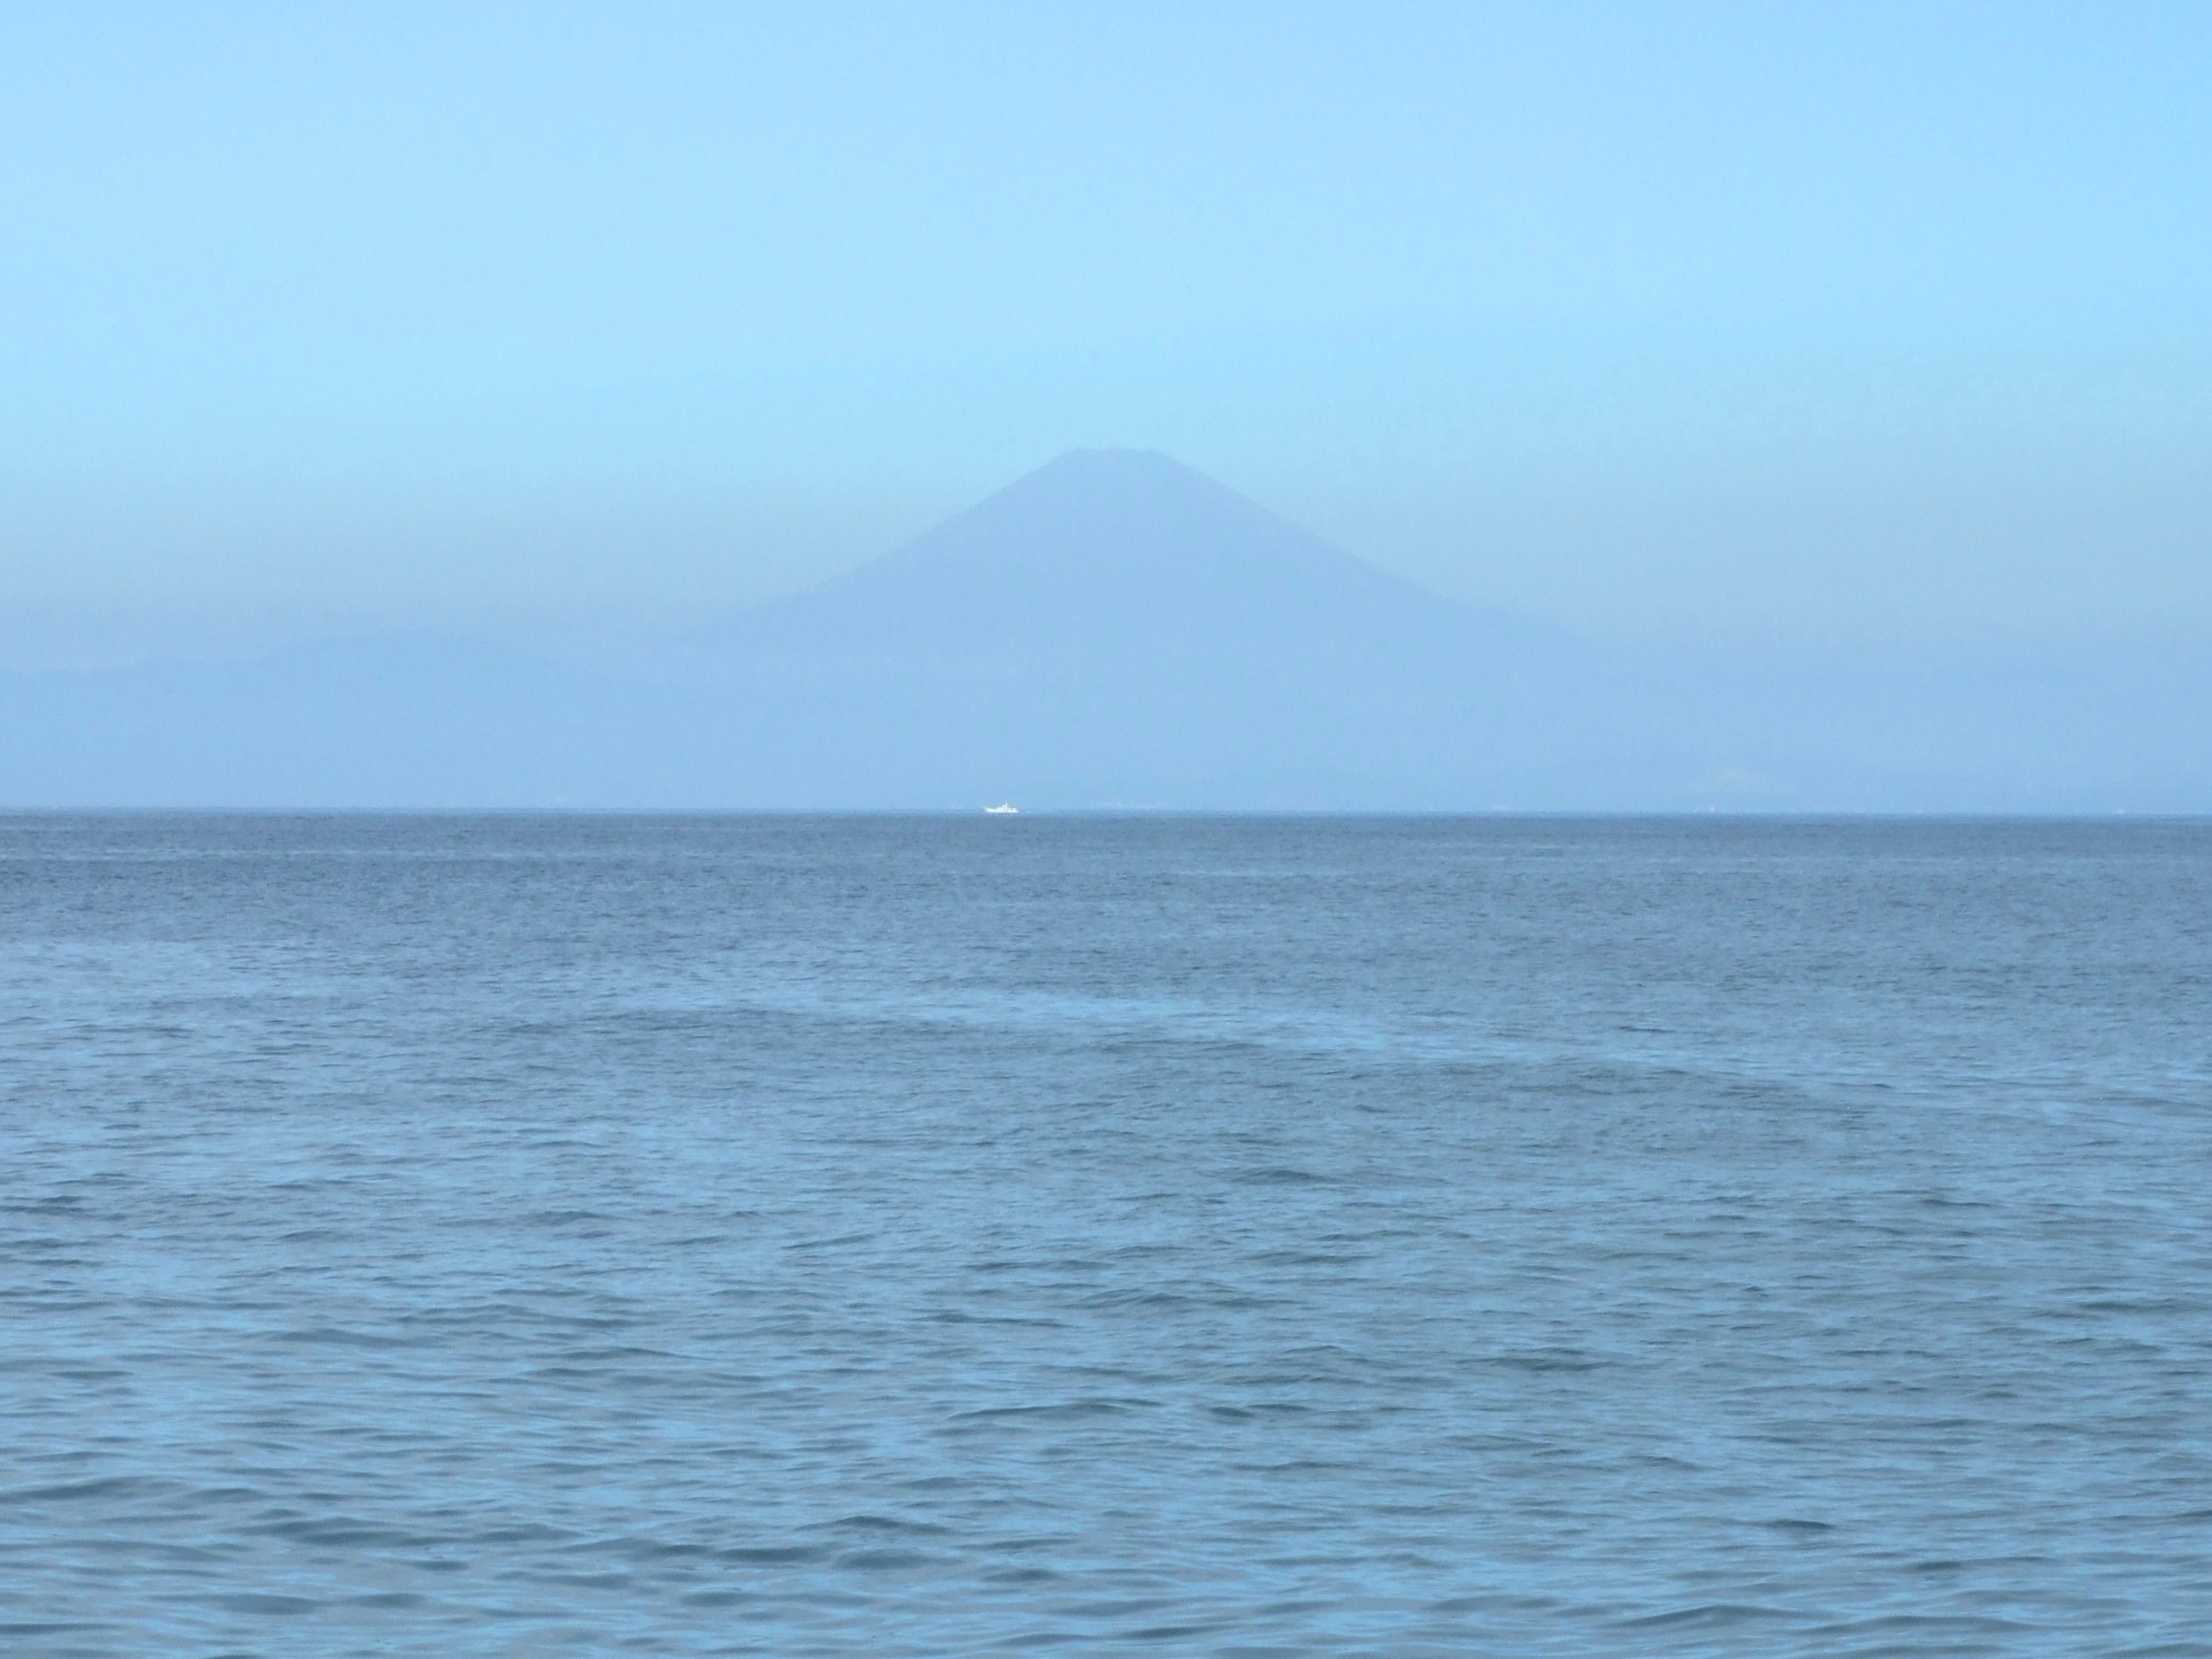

[660,446,1593,804]
[8,449,2199,809]
[4,448,1602,808]
[697,446,1557,667]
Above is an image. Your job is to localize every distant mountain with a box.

[6,449,2205,809]
[667,447,1613,806]
[7,450,1621,808]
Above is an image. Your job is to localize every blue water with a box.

[4,814,2209,1655]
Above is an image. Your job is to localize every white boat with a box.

[984,803,1019,814]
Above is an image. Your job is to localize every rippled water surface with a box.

[5,814,2210,1655]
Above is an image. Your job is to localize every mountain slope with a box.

[3,450,1614,807]
[31,449,2194,809]
[669,448,1603,805]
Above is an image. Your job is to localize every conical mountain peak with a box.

[934,446,1267,532]
[706,441,1557,679]
[671,446,1576,805]
[856,448,1374,593]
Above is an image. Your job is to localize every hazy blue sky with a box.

[5,2,2206,667]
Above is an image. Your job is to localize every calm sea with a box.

[4,814,2208,1656]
